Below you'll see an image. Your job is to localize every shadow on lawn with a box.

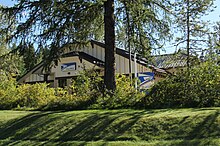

[0,109,219,146]
[58,112,144,141]
[0,111,61,140]
[176,109,220,146]
[0,110,147,143]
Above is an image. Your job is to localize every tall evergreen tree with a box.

[213,22,220,53]
[0,5,9,55]
[104,0,116,91]
[0,5,25,77]
[1,0,172,92]
[17,42,37,71]
[204,22,220,63]
[118,0,172,79]
[173,0,215,69]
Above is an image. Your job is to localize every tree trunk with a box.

[124,1,133,83]
[186,0,190,71]
[185,0,190,100]
[104,0,116,92]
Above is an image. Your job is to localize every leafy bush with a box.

[46,70,145,110]
[0,67,146,110]
[147,61,220,108]
[0,70,56,110]
[0,70,18,109]
[93,74,145,109]
[44,69,104,110]
[70,69,104,101]
[16,83,56,109]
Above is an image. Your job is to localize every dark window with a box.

[58,79,67,88]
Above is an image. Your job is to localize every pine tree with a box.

[17,42,37,71]
[205,22,220,63]
[1,0,172,92]
[104,0,116,91]
[0,5,25,77]
[118,0,172,79]
[173,0,215,69]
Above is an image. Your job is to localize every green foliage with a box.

[116,0,172,54]
[45,70,144,110]
[1,0,172,58]
[0,74,56,110]
[173,0,215,64]
[94,74,145,109]
[0,68,146,110]
[1,0,173,91]
[0,70,18,109]
[0,70,55,110]
[17,42,37,72]
[0,52,26,78]
[148,61,220,108]
[71,69,104,100]
[41,69,103,110]
[16,83,55,109]
[206,21,220,62]
[1,63,220,110]
[0,8,26,78]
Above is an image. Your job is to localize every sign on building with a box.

[61,62,76,72]
[138,72,155,89]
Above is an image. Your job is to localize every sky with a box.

[0,0,15,7]
[0,0,220,54]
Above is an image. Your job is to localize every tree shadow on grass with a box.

[175,109,220,146]
[0,111,62,141]
[187,110,219,139]
[0,108,219,146]
[0,110,148,145]
[57,111,145,142]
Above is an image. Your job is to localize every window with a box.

[58,78,67,88]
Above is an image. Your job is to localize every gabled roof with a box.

[17,51,105,83]
[151,53,188,69]
[91,40,169,74]
[18,40,172,83]
[62,51,105,67]
[17,62,44,83]
[91,40,149,66]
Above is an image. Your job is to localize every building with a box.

[18,40,168,88]
[151,52,188,74]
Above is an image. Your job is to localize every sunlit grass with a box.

[0,108,219,146]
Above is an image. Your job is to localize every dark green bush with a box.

[147,61,220,108]
[43,69,104,110]
[1,61,220,110]
[93,74,145,109]
[45,71,145,110]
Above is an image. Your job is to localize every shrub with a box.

[16,83,56,109]
[70,69,104,101]
[147,61,220,108]
[93,74,145,109]
[47,70,145,110]
[0,70,18,109]
[44,69,104,110]
[0,68,145,110]
[44,87,90,110]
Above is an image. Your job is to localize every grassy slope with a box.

[0,108,219,146]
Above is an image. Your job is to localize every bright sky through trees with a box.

[0,0,220,54]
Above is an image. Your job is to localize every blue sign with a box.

[138,72,154,88]
[61,62,76,72]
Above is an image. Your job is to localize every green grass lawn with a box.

[0,108,219,146]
